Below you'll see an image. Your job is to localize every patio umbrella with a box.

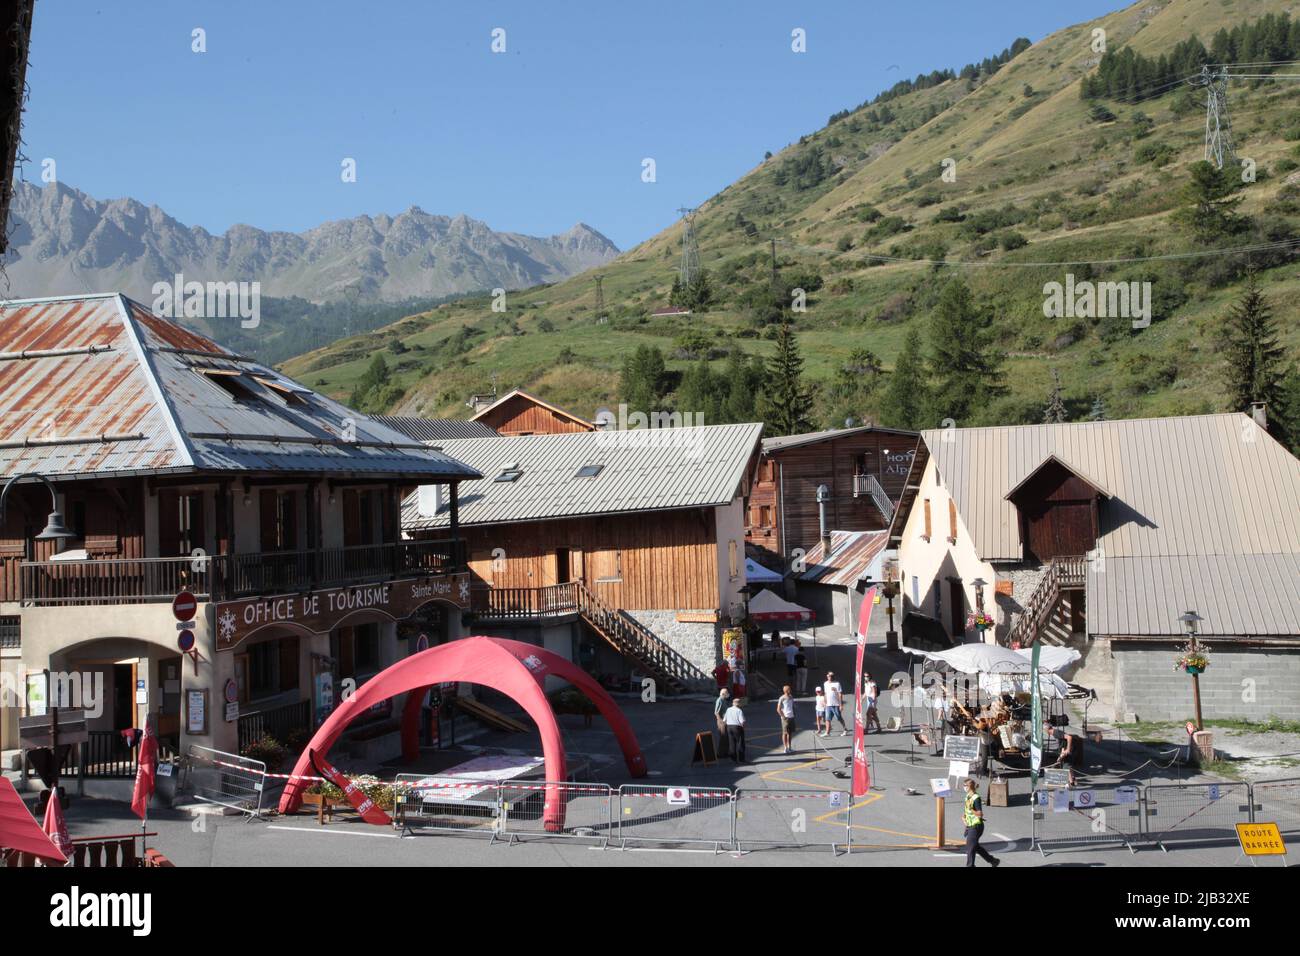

[904,642,1079,675]
[42,790,72,863]
[0,777,67,866]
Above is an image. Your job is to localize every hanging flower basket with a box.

[1173,639,1211,675]
[966,611,995,631]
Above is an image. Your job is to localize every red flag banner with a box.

[130,722,159,820]
[309,750,393,826]
[852,586,879,798]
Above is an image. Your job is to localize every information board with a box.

[943,734,981,763]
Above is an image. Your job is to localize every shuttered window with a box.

[922,499,932,540]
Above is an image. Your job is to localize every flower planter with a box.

[1185,665,1203,676]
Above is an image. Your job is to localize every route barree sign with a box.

[214,573,471,650]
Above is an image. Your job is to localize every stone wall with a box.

[1112,641,1300,722]
[625,609,719,679]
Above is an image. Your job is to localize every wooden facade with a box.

[746,429,919,559]
[462,507,724,611]
[471,390,595,436]
[1008,459,1102,562]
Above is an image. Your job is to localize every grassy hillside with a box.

[281,0,1300,434]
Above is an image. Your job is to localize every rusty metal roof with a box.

[0,293,480,482]
[797,530,889,587]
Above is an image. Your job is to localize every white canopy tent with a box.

[902,642,1081,699]
[744,558,783,585]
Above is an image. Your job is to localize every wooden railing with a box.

[471,582,579,619]
[3,832,170,868]
[19,538,464,606]
[468,582,711,693]
[1008,556,1087,648]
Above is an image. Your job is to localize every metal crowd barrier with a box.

[497,781,615,845]
[1144,781,1252,850]
[184,745,266,819]
[616,784,735,852]
[1031,784,1143,856]
[733,789,852,854]
[393,773,503,836]
[1251,777,1300,835]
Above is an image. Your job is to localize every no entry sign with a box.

[172,590,197,622]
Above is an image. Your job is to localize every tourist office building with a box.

[0,293,479,761]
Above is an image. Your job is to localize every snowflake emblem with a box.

[218,609,238,642]
[458,577,470,602]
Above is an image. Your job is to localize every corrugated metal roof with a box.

[797,530,888,587]
[371,416,499,442]
[763,424,917,453]
[403,422,763,528]
[0,294,480,481]
[1090,554,1300,638]
[920,414,1300,637]
[923,414,1300,562]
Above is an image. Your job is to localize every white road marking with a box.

[266,825,399,839]
[588,845,727,854]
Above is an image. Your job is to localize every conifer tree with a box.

[879,326,929,431]
[761,321,816,436]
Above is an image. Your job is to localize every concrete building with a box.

[0,293,479,763]
[887,412,1300,721]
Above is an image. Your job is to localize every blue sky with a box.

[20,0,1123,250]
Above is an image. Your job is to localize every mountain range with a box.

[282,0,1300,434]
[1,180,618,303]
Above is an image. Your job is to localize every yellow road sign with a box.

[1235,822,1286,856]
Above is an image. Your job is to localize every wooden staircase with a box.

[573,583,710,695]
[1008,556,1087,647]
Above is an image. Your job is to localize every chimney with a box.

[1250,402,1267,429]
[816,484,831,556]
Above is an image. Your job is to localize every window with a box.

[948,499,958,543]
[922,499,932,541]
[494,469,524,483]
[575,464,603,479]
[198,368,261,403]
[728,540,739,579]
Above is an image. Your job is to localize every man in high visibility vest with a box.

[962,778,1001,867]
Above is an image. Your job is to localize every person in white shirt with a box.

[814,686,827,736]
[864,673,882,733]
[822,671,848,736]
[723,698,747,763]
[783,640,798,682]
[776,684,797,754]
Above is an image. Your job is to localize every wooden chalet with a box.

[0,294,479,762]
[469,388,597,436]
[405,423,763,693]
[745,425,918,562]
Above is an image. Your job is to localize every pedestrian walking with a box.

[714,688,731,758]
[864,672,882,733]
[783,639,798,682]
[794,642,808,695]
[776,684,797,754]
[724,696,747,763]
[731,665,747,703]
[962,778,1001,867]
[822,671,848,736]
[814,686,827,736]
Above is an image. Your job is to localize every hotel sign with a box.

[215,573,471,651]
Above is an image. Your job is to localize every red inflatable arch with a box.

[278,636,647,829]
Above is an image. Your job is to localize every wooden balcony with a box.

[18,538,464,607]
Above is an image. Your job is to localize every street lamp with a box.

[1179,610,1205,731]
[0,472,76,542]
